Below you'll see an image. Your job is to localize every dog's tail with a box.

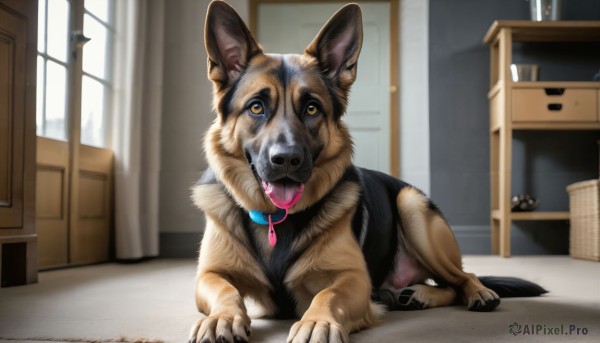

[479,276,547,297]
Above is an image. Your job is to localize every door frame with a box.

[249,0,400,177]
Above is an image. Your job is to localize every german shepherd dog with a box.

[190,2,546,342]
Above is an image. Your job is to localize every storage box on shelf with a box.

[484,20,600,257]
[567,179,600,261]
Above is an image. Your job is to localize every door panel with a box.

[36,142,113,267]
[256,2,391,174]
[37,139,113,267]
[36,137,69,268]
[70,145,112,264]
[0,5,26,228]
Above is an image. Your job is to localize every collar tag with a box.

[248,208,288,247]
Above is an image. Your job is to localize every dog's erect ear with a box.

[205,1,261,89]
[305,4,363,89]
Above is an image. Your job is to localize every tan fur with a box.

[285,210,383,334]
[191,167,378,343]
[396,187,499,308]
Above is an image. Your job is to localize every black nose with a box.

[269,145,303,171]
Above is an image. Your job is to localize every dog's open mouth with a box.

[261,178,304,209]
[246,151,305,209]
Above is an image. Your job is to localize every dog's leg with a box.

[189,219,268,343]
[286,216,383,343]
[189,271,251,343]
[396,187,500,311]
[375,250,457,310]
[288,273,376,343]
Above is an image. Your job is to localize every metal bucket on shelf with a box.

[510,64,539,82]
[530,0,561,21]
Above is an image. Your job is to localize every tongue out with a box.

[262,180,304,209]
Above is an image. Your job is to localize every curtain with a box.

[111,0,164,259]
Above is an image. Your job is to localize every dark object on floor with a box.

[479,276,548,298]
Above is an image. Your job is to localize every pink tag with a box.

[268,216,277,247]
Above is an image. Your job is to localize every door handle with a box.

[72,31,91,47]
[70,31,91,60]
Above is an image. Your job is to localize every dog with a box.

[189,2,546,342]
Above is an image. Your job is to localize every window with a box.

[81,0,114,147]
[36,0,114,147]
[36,0,69,140]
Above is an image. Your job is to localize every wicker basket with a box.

[566,179,600,261]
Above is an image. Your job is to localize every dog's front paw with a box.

[287,319,349,343]
[467,288,500,312]
[189,312,251,343]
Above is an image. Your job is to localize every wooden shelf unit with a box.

[492,210,571,221]
[484,21,600,257]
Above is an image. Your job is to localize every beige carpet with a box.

[0,257,599,343]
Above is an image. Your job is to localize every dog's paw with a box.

[371,289,397,310]
[372,288,427,311]
[189,312,251,343]
[396,288,427,311]
[467,288,500,312]
[287,319,349,343]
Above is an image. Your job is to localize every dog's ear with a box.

[205,1,262,89]
[305,4,363,90]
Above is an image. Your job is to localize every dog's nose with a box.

[269,145,303,170]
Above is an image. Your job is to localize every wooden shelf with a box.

[512,211,570,221]
[492,210,570,221]
[512,81,600,89]
[484,21,600,44]
[512,122,600,130]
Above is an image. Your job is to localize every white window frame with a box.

[36,0,115,148]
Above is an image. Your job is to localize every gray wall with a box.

[160,0,208,257]
[429,0,600,254]
[399,0,431,194]
[159,0,250,257]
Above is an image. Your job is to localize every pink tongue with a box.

[262,181,304,209]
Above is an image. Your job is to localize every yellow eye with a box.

[248,101,264,116]
[306,103,319,116]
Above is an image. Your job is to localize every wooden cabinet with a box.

[484,21,600,257]
[0,0,38,286]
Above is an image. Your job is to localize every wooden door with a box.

[35,0,113,268]
[0,0,38,286]
[255,1,393,174]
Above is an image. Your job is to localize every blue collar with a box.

[248,209,287,225]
